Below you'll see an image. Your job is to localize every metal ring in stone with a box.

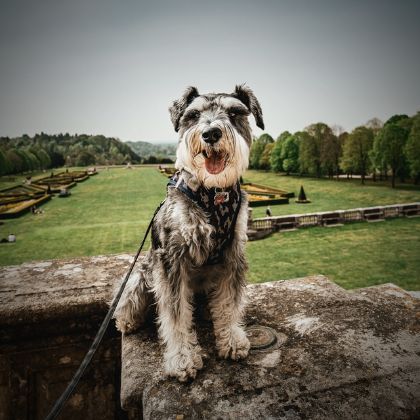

[246,325,278,350]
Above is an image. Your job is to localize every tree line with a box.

[249,112,420,187]
[0,133,173,176]
[126,141,177,161]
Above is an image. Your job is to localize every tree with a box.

[276,131,291,143]
[370,134,387,182]
[50,151,65,167]
[336,132,348,179]
[0,149,8,176]
[320,129,341,179]
[405,112,420,184]
[249,133,274,169]
[366,119,383,182]
[301,123,333,177]
[374,122,409,188]
[266,131,289,173]
[31,147,52,169]
[280,134,300,175]
[24,150,40,171]
[14,149,39,172]
[365,118,383,135]
[269,140,283,172]
[340,126,374,184]
[76,150,96,167]
[299,124,323,177]
[5,149,24,174]
[0,132,145,172]
[146,155,157,164]
[259,143,274,170]
[385,114,409,126]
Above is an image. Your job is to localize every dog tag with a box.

[214,190,229,205]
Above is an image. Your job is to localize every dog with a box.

[114,85,264,382]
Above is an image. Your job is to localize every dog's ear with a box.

[169,86,200,132]
[233,84,264,130]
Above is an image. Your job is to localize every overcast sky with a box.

[1,0,419,143]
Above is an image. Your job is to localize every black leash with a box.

[45,201,164,420]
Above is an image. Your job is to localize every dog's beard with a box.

[175,122,249,189]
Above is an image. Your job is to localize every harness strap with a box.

[167,175,197,203]
[167,171,241,265]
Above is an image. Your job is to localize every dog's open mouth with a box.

[202,150,226,175]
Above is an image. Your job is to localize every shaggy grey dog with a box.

[114,85,264,382]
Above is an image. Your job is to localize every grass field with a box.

[245,170,420,218]
[0,168,168,265]
[1,167,419,290]
[247,217,420,290]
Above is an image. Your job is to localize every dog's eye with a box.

[186,110,200,120]
[228,107,247,118]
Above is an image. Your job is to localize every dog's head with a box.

[169,85,264,188]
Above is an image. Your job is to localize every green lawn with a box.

[245,171,420,218]
[246,217,420,290]
[1,167,419,290]
[0,167,168,266]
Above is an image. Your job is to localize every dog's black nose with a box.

[202,127,222,144]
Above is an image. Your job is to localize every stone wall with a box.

[1,256,420,419]
[0,255,134,420]
[250,202,420,234]
[121,276,420,419]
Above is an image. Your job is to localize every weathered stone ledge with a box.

[0,254,133,333]
[0,254,133,418]
[121,275,420,419]
[1,255,419,419]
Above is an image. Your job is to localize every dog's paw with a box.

[115,317,142,334]
[217,327,250,361]
[165,348,204,382]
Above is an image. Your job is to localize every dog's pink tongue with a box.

[205,153,225,175]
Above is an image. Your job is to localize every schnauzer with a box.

[114,85,264,382]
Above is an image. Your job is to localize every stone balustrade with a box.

[250,202,420,235]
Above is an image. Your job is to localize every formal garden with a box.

[1,166,419,290]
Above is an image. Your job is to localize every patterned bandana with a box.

[167,171,242,265]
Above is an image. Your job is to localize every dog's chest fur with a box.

[150,171,244,275]
[167,171,241,265]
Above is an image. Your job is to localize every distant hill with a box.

[126,141,177,161]
[0,133,141,175]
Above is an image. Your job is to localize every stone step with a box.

[120,275,420,419]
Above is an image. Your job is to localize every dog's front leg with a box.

[209,273,250,361]
[153,262,203,382]
[114,268,152,334]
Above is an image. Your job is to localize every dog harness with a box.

[167,171,242,265]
